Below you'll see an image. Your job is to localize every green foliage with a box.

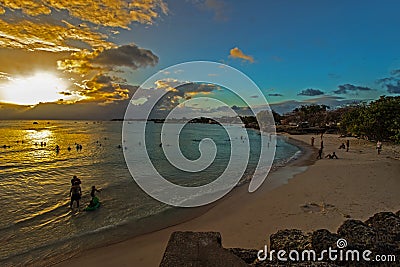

[287,104,330,127]
[340,96,400,143]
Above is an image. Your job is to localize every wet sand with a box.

[55,134,400,267]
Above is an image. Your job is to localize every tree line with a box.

[271,96,400,143]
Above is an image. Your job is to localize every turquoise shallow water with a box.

[0,120,300,266]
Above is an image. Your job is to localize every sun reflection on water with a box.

[25,129,53,143]
[24,129,56,159]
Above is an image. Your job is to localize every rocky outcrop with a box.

[270,229,313,252]
[159,231,248,267]
[160,211,400,266]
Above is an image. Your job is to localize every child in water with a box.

[89,185,101,207]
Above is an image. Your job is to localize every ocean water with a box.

[0,120,300,266]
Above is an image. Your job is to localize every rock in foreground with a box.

[160,210,400,266]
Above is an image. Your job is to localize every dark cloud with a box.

[268,93,283,97]
[0,99,132,120]
[377,71,400,94]
[270,96,361,115]
[231,105,253,116]
[56,44,158,103]
[92,44,159,70]
[386,83,400,94]
[390,69,400,76]
[333,84,372,94]
[377,77,394,84]
[60,91,72,96]
[74,73,138,103]
[298,88,324,96]
[152,82,219,113]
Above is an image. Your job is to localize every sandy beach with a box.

[55,134,400,267]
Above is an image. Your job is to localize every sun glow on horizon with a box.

[0,72,67,105]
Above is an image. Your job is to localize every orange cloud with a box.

[0,0,168,52]
[57,44,159,74]
[69,73,138,103]
[0,0,167,105]
[0,19,111,52]
[229,47,254,63]
[0,0,168,28]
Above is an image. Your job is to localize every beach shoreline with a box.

[54,134,400,267]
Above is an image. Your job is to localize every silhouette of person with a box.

[70,181,82,208]
[376,141,382,155]
[71,175,81,186]
[317,148,323,159]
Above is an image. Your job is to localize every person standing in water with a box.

[70,181,82,208]
[71,175,81,186]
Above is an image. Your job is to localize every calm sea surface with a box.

[0,120,300,266]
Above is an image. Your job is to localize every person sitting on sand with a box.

[325,152,338,159]
[70,181,82,208]
[338,143,346,149]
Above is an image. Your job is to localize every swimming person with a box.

[69,181,82,208]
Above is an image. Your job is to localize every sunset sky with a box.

[1,0,400,119]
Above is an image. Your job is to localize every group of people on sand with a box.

[338,139,350,152]
[69,175,100,209]
[313,134,384,159]
[313,134,340,160]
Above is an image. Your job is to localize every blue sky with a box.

[123,0,400,103]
